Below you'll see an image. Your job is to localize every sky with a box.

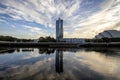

[0,0,120,39]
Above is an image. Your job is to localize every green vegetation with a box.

[0,35,33,42]
[85,37,120,42]
[1,35,119,43]
[0,36,17,41]
[0,35,56,42]
[39,36,56,42]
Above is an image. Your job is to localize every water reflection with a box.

[85,48,120,56]
[0,49,15,53]
[0,48,120,80]
[39,48,55,54]
[22,48,34,52]
[55,49,63,73]
[0,48,34,54]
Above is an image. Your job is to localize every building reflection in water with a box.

[55,49,63,73]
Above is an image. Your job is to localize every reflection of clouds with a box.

[0,48,120,80]
[0,49,41,65]
[74,51,120,79]
[62,56,108,80]
[21,49,41,59]
[0,52,55,80]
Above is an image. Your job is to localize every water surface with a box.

[0,48,120,80]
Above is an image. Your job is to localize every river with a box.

[0,48,120,80]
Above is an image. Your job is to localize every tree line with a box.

[0,36,33,42]
[1,35,120,42]
[0,35,56,42]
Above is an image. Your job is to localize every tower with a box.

[56,18,63,42]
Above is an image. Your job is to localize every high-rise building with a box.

[56,18,63,42]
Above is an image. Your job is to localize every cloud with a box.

[0,0,120,38]
[22,25,49,39]
[23,25,41,32]
[65,0,120,38]
[11,25,16,28]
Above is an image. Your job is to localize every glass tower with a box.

[56,18,63,42]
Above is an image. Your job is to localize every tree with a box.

[39,36,56,42]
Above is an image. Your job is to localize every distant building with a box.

[33,39,39,43]
[56,18,63,42]
[95,30,120,39]
[62,38,85,43]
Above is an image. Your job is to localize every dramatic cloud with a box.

[0,0,120,38]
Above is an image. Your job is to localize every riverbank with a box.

[0,42,120,48]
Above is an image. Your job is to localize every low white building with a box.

[61,38,85,43]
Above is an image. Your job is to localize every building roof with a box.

[95,30,120,39]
